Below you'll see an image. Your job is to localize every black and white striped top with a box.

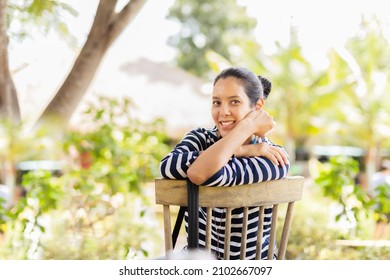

[159,127,289,259]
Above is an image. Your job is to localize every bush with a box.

[314,156,373,236]
[285,175,390,260]
[0,96,170,259]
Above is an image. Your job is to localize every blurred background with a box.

[0,0,389,259]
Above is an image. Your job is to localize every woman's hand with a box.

[235,143,289,167]
[244,109,275,137]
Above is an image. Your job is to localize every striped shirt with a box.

[159,127,289,259]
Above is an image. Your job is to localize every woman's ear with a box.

[255,98,265,109]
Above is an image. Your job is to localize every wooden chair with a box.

[155,176,304,260]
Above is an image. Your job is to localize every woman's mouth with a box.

[219,121,235,129]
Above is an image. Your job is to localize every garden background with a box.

[0,0,389,260]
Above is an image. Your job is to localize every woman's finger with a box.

[274,151,285,167]
[267,151,279,165]
[270,148,286,167]
[279,149,289,165]
[269,146,289,167]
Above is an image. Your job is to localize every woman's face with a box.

[212,77,253,138]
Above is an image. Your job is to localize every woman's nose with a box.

[219,104,231,116]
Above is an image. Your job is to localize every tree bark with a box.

[0,0,21,123]
[36,0,147,125]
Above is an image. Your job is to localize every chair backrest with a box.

[155,176,304,260]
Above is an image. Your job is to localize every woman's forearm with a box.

[235,142,289,167]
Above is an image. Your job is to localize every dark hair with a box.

[213,67,272,105]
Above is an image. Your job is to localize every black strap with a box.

[171,180,199,250]
[187,180,199,249]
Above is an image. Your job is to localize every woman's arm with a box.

[203,137,290,186]
[201,154,289,187]
[159,130,205,180]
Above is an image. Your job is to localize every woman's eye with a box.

[212,101,220,106]
[231,100,240,105]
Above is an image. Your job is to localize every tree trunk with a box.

[0,0,21,123]
[36,0,147,126]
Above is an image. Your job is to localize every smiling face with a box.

[212,77,254,138]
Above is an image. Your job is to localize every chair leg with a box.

[277,202,295,260]
[163,205,173,254]
[256,206,265,260]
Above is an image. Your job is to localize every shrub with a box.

[0,96,170,259]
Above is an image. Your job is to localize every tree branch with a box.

[89,0,117,37]
[35,0,147,125]
[106,0,147,47]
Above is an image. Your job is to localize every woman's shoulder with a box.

[190,126,217,134]
[186,126,219,142]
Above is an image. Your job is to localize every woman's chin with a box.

[218,127,231,137]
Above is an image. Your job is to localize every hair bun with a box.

[258,76,272,100]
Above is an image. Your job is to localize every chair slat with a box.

[206,207,212,251]
[240,207,249,259]
[255,206,265,260]
[267,204,278,260]
[224,207,232,260]
[277,202,295,259]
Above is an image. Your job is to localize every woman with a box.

[160,67,289,259]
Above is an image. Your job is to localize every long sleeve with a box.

[201,136,289,186]
[159,128,211,180]
[201,156,289,186]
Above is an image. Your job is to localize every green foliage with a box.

[285,180,390,260]
[324,16,390,148]
[347,17,390,75]
[167,0,257,78]
[372,183,390,222]
[41,191,161,260]
[314,156,374,235]
[258,32,330,147]
[64,96,169,195]
[7,0,78,41]
[0,170,63,259]
[0,96,170,259]
[0,197,8,232]
[0,118,53,163]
